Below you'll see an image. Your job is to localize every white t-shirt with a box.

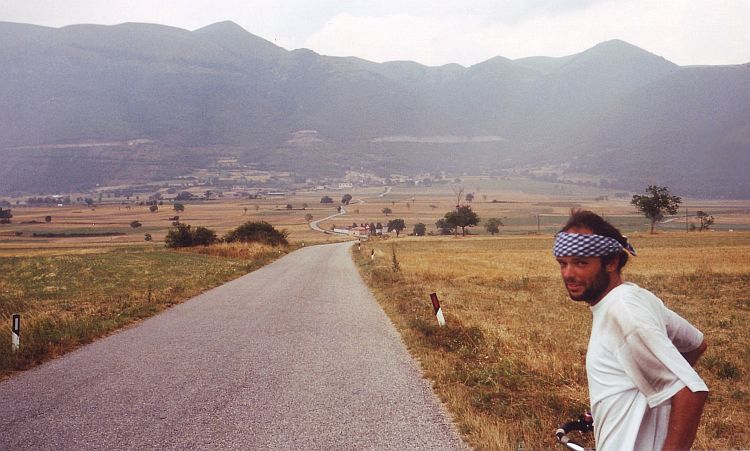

[587,282,708,451]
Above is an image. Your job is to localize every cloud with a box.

[303,0,750,66]
[3,0,749,66]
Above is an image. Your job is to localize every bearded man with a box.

[553,210,708,450]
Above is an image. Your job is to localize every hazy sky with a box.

[3,0,749,67]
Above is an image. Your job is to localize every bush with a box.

[224,221,288,246]
[130,220,142,228]
[165,224,193,248]
[192,227,217,246]
[413,223,427,236]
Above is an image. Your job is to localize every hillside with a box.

[0,21,748,197]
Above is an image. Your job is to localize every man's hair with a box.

[560,209,629,271]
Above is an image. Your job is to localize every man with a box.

[553,210,708,450]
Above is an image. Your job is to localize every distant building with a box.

[337,182,354,189]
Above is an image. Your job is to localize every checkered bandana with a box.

[553,232,636,257]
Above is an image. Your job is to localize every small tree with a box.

[387,219,406,237]
[445,205,480,236]
[45,215,52,223]
[320,196,333,204]
[144,233,152,241]
[435,218,453,235]
[0,207,12,224]
[413,223,427,236]
[173,203,185,212]
[341,194,352,205]
[696,211,715,232]
[305,213,313,223]
[382,207,392,216]
[130,220,142,228]
[484,217,503,235]
[286,204,293,209]
[631,185,682,234]
[149,205,158,213]
[465,193,474,203]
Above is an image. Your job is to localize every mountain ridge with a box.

[0,21,748,197]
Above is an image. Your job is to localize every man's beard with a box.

[568,266,611,303]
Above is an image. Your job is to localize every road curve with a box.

[0,242,465,450]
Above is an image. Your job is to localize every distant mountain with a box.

[0,21,748,197]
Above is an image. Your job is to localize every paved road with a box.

[0,242,465,450]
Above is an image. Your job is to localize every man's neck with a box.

[587,274,624,307]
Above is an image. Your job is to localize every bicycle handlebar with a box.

[556,412,594,451]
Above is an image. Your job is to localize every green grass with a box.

[0,246,284,378]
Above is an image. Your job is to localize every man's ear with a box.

[605,255,620,273]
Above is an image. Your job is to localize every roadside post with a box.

[11,314,20,352]
[429,293,446,327]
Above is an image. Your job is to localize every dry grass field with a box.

[1,178,748,448]
[354,232,750,449]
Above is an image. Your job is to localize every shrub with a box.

[192,227,218,246]
[224,221,288,246]
[165,224,193,248]
[164,223,219,248]
[413,223,427,236]
[130,220,142,228]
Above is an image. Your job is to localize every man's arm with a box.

[662,386,708,450]
[681,340,707,366]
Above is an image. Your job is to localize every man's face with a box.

[556,255,611,304]
[555,225,617,305]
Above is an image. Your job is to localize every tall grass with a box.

[354,232,750,449]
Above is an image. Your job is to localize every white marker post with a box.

[430,293,446,327]
[11,314,20,352]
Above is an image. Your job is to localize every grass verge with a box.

[353,232,750,449]
[0,243,289,379]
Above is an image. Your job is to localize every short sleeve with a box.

[663,308,704,353]
[615,326,708,408]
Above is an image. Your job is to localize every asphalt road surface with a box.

[0,242,465,450]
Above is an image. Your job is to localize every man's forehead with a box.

[556,255,597,262]
[564,225,594,235]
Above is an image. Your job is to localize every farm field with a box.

[353,232,750,449]
[1,177,749,447]
[3,177,749,256]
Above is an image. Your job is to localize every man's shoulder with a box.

[602,283,665,331]
[610,282,661,305]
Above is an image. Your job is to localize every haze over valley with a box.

[1,20,749,197]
